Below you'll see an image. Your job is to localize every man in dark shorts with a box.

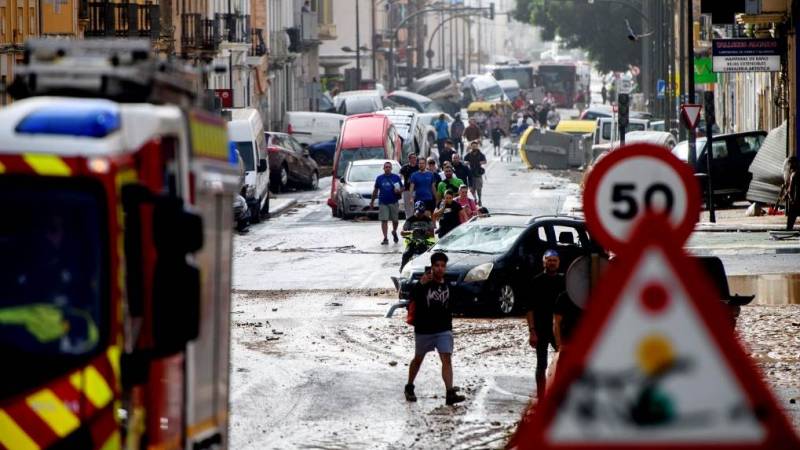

[524,249,565,399]
[405,252,466,405]
[464,141,487,205]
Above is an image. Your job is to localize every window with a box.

[1,8,6,38]
[17,6,23,39]
[537,226,548,242]
[711,140,728,159]
[737,135,764,155]
[553,225,582,248]
[28,7,34,35]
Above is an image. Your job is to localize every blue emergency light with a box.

[15,102,121,138]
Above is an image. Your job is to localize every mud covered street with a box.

[229,152,800,448]
[228,290,800,449]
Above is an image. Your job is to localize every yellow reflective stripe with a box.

[99,430,121,450]
[0,410,40,450]
[69,371,82,391]
[83,366,113,408]
[26,389,80,437]
[106,345,121,384]
[0,160,5,173]
[22,154,71,176]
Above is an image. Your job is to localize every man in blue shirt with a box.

[409,160,437,214]
[434,113,450,157]
[371,161,404,245]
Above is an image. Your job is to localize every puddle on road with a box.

[729,274,800,305]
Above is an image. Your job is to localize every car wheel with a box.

[279,164,289,192]
[496,283,516,316]
[307,171,319,190]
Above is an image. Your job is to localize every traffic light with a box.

[617,93,630,128]
[489,3,495,20]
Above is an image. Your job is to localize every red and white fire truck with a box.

[0,39,238,449]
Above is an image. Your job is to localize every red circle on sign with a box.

[583,143,701,252]
[640,283,669,314]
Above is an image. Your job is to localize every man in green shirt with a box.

[436,165,464,203]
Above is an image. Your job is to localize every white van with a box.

[229,108,269,222]
[593,117,652,146]
[284,111,345,146]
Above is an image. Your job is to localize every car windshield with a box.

[345,97,380,115]
[434,224,525,254]
[672,139,707,162]
[476,84,504,102]
[0,177,107,395]
[493,68,533,89]
[236,141,255,171]
[337,147,386,178]
[347,164,384,182]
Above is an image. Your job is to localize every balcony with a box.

[268,30,289,71]
[181,13,219,55]
[318,23,336,40]
[250,28,266,57]
[85,1,160,39]
[217,13,250,44]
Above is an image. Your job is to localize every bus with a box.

[489,63,536,99]
[537,62,579,108]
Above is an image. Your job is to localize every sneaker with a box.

[446,389,465,405]
[381,238,389,245]
[392,231,399,243]
[405,384,417,402]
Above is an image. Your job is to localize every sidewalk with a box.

[697,206,792,232]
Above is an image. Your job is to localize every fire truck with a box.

[0,40,239,449]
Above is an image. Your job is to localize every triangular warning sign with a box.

[510,218,799,449]
[681,104,703,130]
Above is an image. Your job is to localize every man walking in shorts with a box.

[405,252,466,405]
[370,161,403,245]
[464,141,487,205]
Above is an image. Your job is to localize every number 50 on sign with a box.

[583,145,701,252]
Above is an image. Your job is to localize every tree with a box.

[517,0,643,73]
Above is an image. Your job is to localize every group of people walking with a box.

[404,248,583,406]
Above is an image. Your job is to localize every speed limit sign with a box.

[583,144,700,251]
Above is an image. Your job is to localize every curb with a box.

[688,246,800,256]
[695,224,792,233]
[268,197,298,219]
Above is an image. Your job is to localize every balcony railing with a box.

[86,1,160,39]
[181,13,219,53]
[218,13,250,44]
[250,28,266,57]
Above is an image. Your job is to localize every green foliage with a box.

[516,0,644,72]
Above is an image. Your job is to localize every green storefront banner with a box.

[695,57,718,84]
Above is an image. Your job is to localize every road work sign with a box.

[509,144,799,449]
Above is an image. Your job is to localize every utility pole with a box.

[477,0,482,73]
[678,0,686,142]
[356,0,361,87]
[371,0,376,82]
[686,0,697,167]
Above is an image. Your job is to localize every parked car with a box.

[334,159,402,219]
[328,113,402,215]
[672,131,767,203]
[376,108,429,163]
[398,214,603,315]
[228,108,269,223]
[579,104,613,121]
[307,138,337,166]
[498,79,521,102]
[284,111,345,146]
[264,131,320,192]
[417,112,454,151]
[593,117,652,146]
[334,90,385,116]
[460,74,507,106]
[387,90,438,113]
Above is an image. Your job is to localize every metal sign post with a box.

[618,93,630,147]
[704,91,716,223]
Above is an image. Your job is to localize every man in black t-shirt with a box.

[434,190,467,238]
[523,249,565,399]
[405,252,466,406]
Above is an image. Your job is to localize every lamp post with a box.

[356,0,361,87]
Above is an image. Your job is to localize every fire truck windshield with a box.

[0,177,106,363]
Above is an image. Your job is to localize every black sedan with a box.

[398,214,603,315]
